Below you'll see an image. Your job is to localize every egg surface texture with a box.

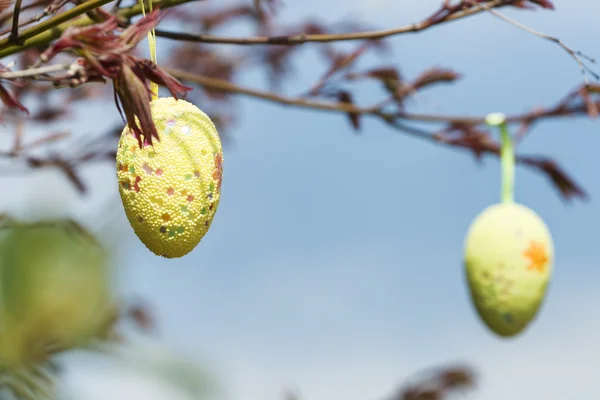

[463,202,553,337]
[116,97,223,258]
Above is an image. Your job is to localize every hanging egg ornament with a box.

[116,97,223,258]
[462,112,554,338]
[463,202,553,337]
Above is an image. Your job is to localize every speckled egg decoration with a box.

[463,202,553,337]
[116,97,223,258]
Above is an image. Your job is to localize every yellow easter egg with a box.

[463,202,553,337]
[116,97,223,258]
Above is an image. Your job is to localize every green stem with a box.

[485,112,515,204]
[499,121,515,203]
[0,0,200,59]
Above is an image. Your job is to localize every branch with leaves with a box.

[0,0,596,203]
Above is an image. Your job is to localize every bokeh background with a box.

[1,0,599,399]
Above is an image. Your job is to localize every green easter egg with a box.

[463,202,553,337]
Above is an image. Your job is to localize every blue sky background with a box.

[2,0,600,399]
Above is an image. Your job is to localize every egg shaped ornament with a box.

[116,97,223,258]
[462,113,554,338]
[464,202,553,337]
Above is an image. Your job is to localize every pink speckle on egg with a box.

[142,163,153,175]
[167,187,175,196]
[155,168,163,176]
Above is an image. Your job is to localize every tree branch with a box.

[154,0,511,45]
[0,0,47,26]
[8,0,23,44]
[0,0,72,37]
[167,67,590,201]
[466,0,598,84]
[0,0,115,50]
[0,62,69,78]
[166,67,597,126]
[0,0,203,58]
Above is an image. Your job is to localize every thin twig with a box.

[0,62,69,78]
[8,0,23,44]
[23,131,71,150]
[0,0,204,58]
[0,0,47,25]
[154,0,508,45]
[0,0,73,37]
[466,0,598,84]
[0,0,114,50]
[10,116,24,156]
[110,0,124,13]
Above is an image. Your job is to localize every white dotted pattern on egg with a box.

[116,97,223,259]
[463,202,553,337]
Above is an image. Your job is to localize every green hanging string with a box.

[485,112,515,204]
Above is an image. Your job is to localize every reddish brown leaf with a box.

[0,0,12,13]
[520,157,587,201]
[128,303,155,331]
[112,57,192,148]
[41,10,162,65]
[43,12,191,148]
[365,67,402,82]
[579,86,599,118]
[438,367,475,390]
[328,42,371,73]
[121,10,164,46]
[113,63,157,148]
[40,17,121,63]
[32,107,67,122]
[443,122,587,201]
[397,365,475,400]
[56,159,87,195]
[169,44,236,99]
[135,58,192,99]
[296,22,329,35]
[26,157,87,194]
[411,67,461,91]
[200,5,254,31]
[25,132,70,149]
[402,388,440,400]
[0,84,28,114]
[512,0,555,10]
[309,42,373,96]
[337,91,360,131]
[263,45,296,88]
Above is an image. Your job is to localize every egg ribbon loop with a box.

[138,0,158,100]
[485,113,515,204]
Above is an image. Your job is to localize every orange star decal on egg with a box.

[523,241,549,273]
